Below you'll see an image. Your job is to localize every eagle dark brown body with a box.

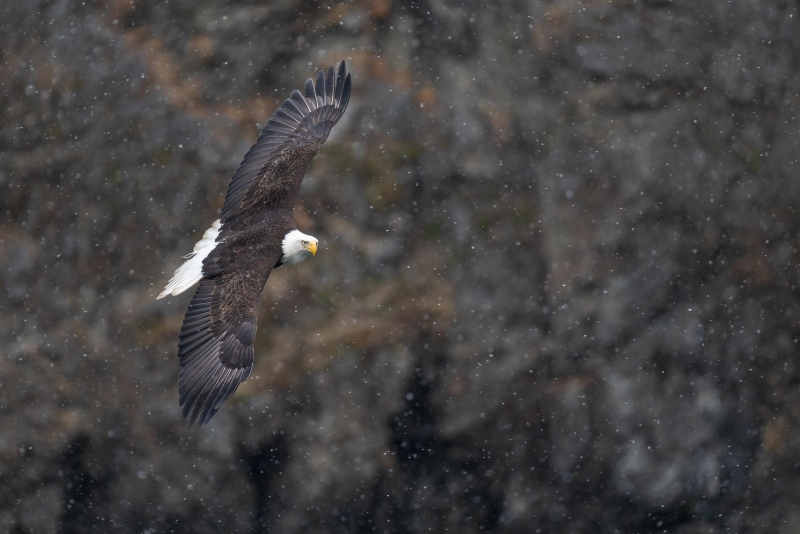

[159,62,351,426]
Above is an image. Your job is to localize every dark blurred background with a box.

[2,0,800,532]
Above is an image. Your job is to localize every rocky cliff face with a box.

[2,0,800,532]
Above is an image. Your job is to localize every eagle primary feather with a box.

[159,62,351,426]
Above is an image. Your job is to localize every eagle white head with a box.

[281,229,318,265]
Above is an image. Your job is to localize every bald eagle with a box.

[157,62,351,426]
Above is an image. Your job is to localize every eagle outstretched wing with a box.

[220,61,351,226]
[173,62,351,426]
[177,253,277,426]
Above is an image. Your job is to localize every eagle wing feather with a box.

[220,62,351,225]
[177,250,278,427]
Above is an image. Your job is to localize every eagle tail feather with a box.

[157,219,221,299]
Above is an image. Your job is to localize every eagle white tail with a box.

[157,219,221,299]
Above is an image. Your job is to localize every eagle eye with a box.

[301,240,308,246]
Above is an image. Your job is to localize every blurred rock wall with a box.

[2,0,800,532]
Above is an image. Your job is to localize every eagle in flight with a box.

[157,61,351,426]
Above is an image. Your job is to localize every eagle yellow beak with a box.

[306,241,317,256]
